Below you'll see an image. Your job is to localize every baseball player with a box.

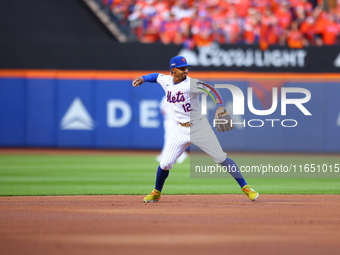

[156,95,189,164]
[132,56,259,202]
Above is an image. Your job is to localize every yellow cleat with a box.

[241,185,259,201]
[143,189,161,203]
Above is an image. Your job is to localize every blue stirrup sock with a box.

[221,158,247,188]
[155,166,170,192]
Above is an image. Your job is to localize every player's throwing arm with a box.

[132,77,144,87]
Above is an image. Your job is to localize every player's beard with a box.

[181,73,187,81]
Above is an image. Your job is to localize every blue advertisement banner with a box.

[0,78,26,146]
[95,79,134,149]
[0,76,339,152]
[26,78,56,146]
[325,84,340,152]
[57,79,95,148]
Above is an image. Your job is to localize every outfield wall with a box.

[0,71,339,152]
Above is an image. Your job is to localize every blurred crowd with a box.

[102,0,340,49]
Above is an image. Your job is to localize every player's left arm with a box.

[132,73,159,87]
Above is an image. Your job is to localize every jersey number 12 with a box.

[182,103,191,112]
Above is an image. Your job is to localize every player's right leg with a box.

[144,125,190,203]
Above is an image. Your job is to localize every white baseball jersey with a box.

[156,74,205,124]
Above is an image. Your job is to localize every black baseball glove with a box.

[214,106,234,132]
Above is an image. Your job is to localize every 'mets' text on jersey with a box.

[157,74,207,124]
[167,91,185,103]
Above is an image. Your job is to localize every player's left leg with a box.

[220,157,259,201]
[191,118,259,201]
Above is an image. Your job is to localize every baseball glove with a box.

[214,106,234,132]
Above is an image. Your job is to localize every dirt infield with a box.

[1,195,339,255]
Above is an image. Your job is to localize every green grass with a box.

[0,153,339,196]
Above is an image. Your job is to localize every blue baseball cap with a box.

[169,56,191,70]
